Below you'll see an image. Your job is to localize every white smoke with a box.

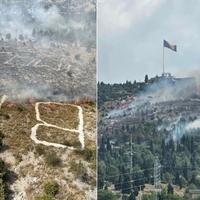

[0,0,93,43]
[186,119,200,130]
[0,0,96,102]
[107,75,196,118]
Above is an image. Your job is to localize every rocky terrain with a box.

[0,0,96,199]
[0,99,96,200]
[0,0,96,101]
[0,39,95,101]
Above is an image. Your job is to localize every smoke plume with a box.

[0,0,96,102]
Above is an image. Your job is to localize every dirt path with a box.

[31,102,85,149]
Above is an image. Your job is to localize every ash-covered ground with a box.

[0,0,96,101]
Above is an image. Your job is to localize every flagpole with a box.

[162,45,165,75]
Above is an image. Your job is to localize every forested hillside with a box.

[98,75,200,200]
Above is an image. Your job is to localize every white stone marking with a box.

[31,102,84,149]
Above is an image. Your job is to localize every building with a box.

[189,189,200,199]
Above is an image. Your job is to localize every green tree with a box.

[98,189,118,200]
[128,191,136,200]
[167,183,174,194]
[98,161,106,189]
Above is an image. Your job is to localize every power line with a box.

[104,164,199,179]
[103,153,200,199]
[122,184,145,191]
[114,176,154,186]
[163,166,199,170]
[105,167,154,179]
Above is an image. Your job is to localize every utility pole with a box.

[123,134,134,199]
[154,157,161,200]
[124,134,134,174]
[130,134,133,174]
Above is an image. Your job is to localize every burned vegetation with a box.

[0,0,96,199]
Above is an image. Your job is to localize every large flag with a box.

[163,40,177,52]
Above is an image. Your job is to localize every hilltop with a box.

[98,74,200,200]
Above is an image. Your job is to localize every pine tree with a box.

[145,75,149,83]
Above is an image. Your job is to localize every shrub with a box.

[75,148,96,162]
[98,189,118,200]
[17,105,24,112]
[44,181,59,197]
[0,179,5,200]
[84,148,96,162]
[45,152,61,167]
[35,145,46,156]
[69,161,90,182]
[72,140,81,148]
[63,140,72,147]
[0,131,4,149]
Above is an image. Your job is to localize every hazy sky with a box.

[98,0,200,83]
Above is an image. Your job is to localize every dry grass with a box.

[37,126,81,148]
[0,101,96,199]
[39,104,79,129]
[82,103,96,136]
[60,184,85,200]
[0,103,37,155]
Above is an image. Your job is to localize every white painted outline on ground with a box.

[4,55,18,64]
[0,95,7,109]
[31,102,84,150]
[0,52,13,54]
